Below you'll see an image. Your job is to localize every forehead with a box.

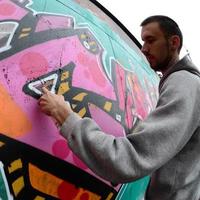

[141,22,164,40]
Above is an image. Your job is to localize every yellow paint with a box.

[57,82,69,95]
[89,41,96,46]
[0,141,5,147]
[127,74,133,89]
[18,33,29,38]
[105,193,114,200]
[12,176,24,197]
[22,27,31,32]
[73,93,87,101]
[29,163,62,198]
[80,34,87,39]
[104,102,112,112]
[8,159,22,173]
[78,107,86,117]
[34,196,45,200]
[61,71,69,81]
[91,48,97,52]
[74,188,101,200]
[0,84,32,137]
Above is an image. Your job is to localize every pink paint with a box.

[71,39,116,100]
[78,52,106,87]
[115,62,125,110]
[0,3,16,16]
[52,139,70,159]
[73,154,88,170]
[89,104,125,137]
[125,94,134,129]
[19,52,48,78]
[130,74,147,119]
[0,36,115,99]
[35,15,73,32]
[0,0,28,20]
[0,35,116,177]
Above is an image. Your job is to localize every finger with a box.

[42,87,49,94]
[38,95,47,102]
[65,101,71,108]
[38,100,47,106]
[40,107,51,116]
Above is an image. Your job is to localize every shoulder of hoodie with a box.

[160,70,200,96]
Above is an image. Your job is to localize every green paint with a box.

[116,176,150,200]
[0,162,10,200]
[0,173,8,200]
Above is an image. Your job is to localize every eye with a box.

[147,38,155,44]
[144,36,156,45]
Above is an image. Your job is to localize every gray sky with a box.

[98,0,199,67]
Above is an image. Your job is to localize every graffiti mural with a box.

[0,0,159,199]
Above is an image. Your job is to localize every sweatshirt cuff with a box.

[60,112,81,137]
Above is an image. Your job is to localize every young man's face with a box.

[141,22,173,72]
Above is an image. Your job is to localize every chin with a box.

[149,63,157,71]
[152,65,161,72]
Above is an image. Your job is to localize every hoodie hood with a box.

[159,55,200,91]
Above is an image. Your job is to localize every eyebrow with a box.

[142,35,155,41]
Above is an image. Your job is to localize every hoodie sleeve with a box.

[60,71,200,183]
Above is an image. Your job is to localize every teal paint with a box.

[116,176,150,200]
[0,162,12,200]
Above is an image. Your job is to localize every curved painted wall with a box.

[0,0,159,199]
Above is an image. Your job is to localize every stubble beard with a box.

[152,43,172,73]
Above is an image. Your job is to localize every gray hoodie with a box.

[61,56,200,200]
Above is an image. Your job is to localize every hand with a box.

[38,87,72,126]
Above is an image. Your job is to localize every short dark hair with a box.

[141,15,183,52]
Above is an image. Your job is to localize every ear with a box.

[169,35,180,51]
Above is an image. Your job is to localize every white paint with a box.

[0,22,18,53]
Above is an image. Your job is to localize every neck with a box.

[161,54,179,75]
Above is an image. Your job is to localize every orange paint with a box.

[29,163,62,198]
[29,163,102,200]
[0,84,32,137]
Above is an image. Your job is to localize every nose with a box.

[141,43,149,55]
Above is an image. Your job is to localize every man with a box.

[38,15,200,199]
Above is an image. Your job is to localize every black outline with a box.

[0,133,117,199]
